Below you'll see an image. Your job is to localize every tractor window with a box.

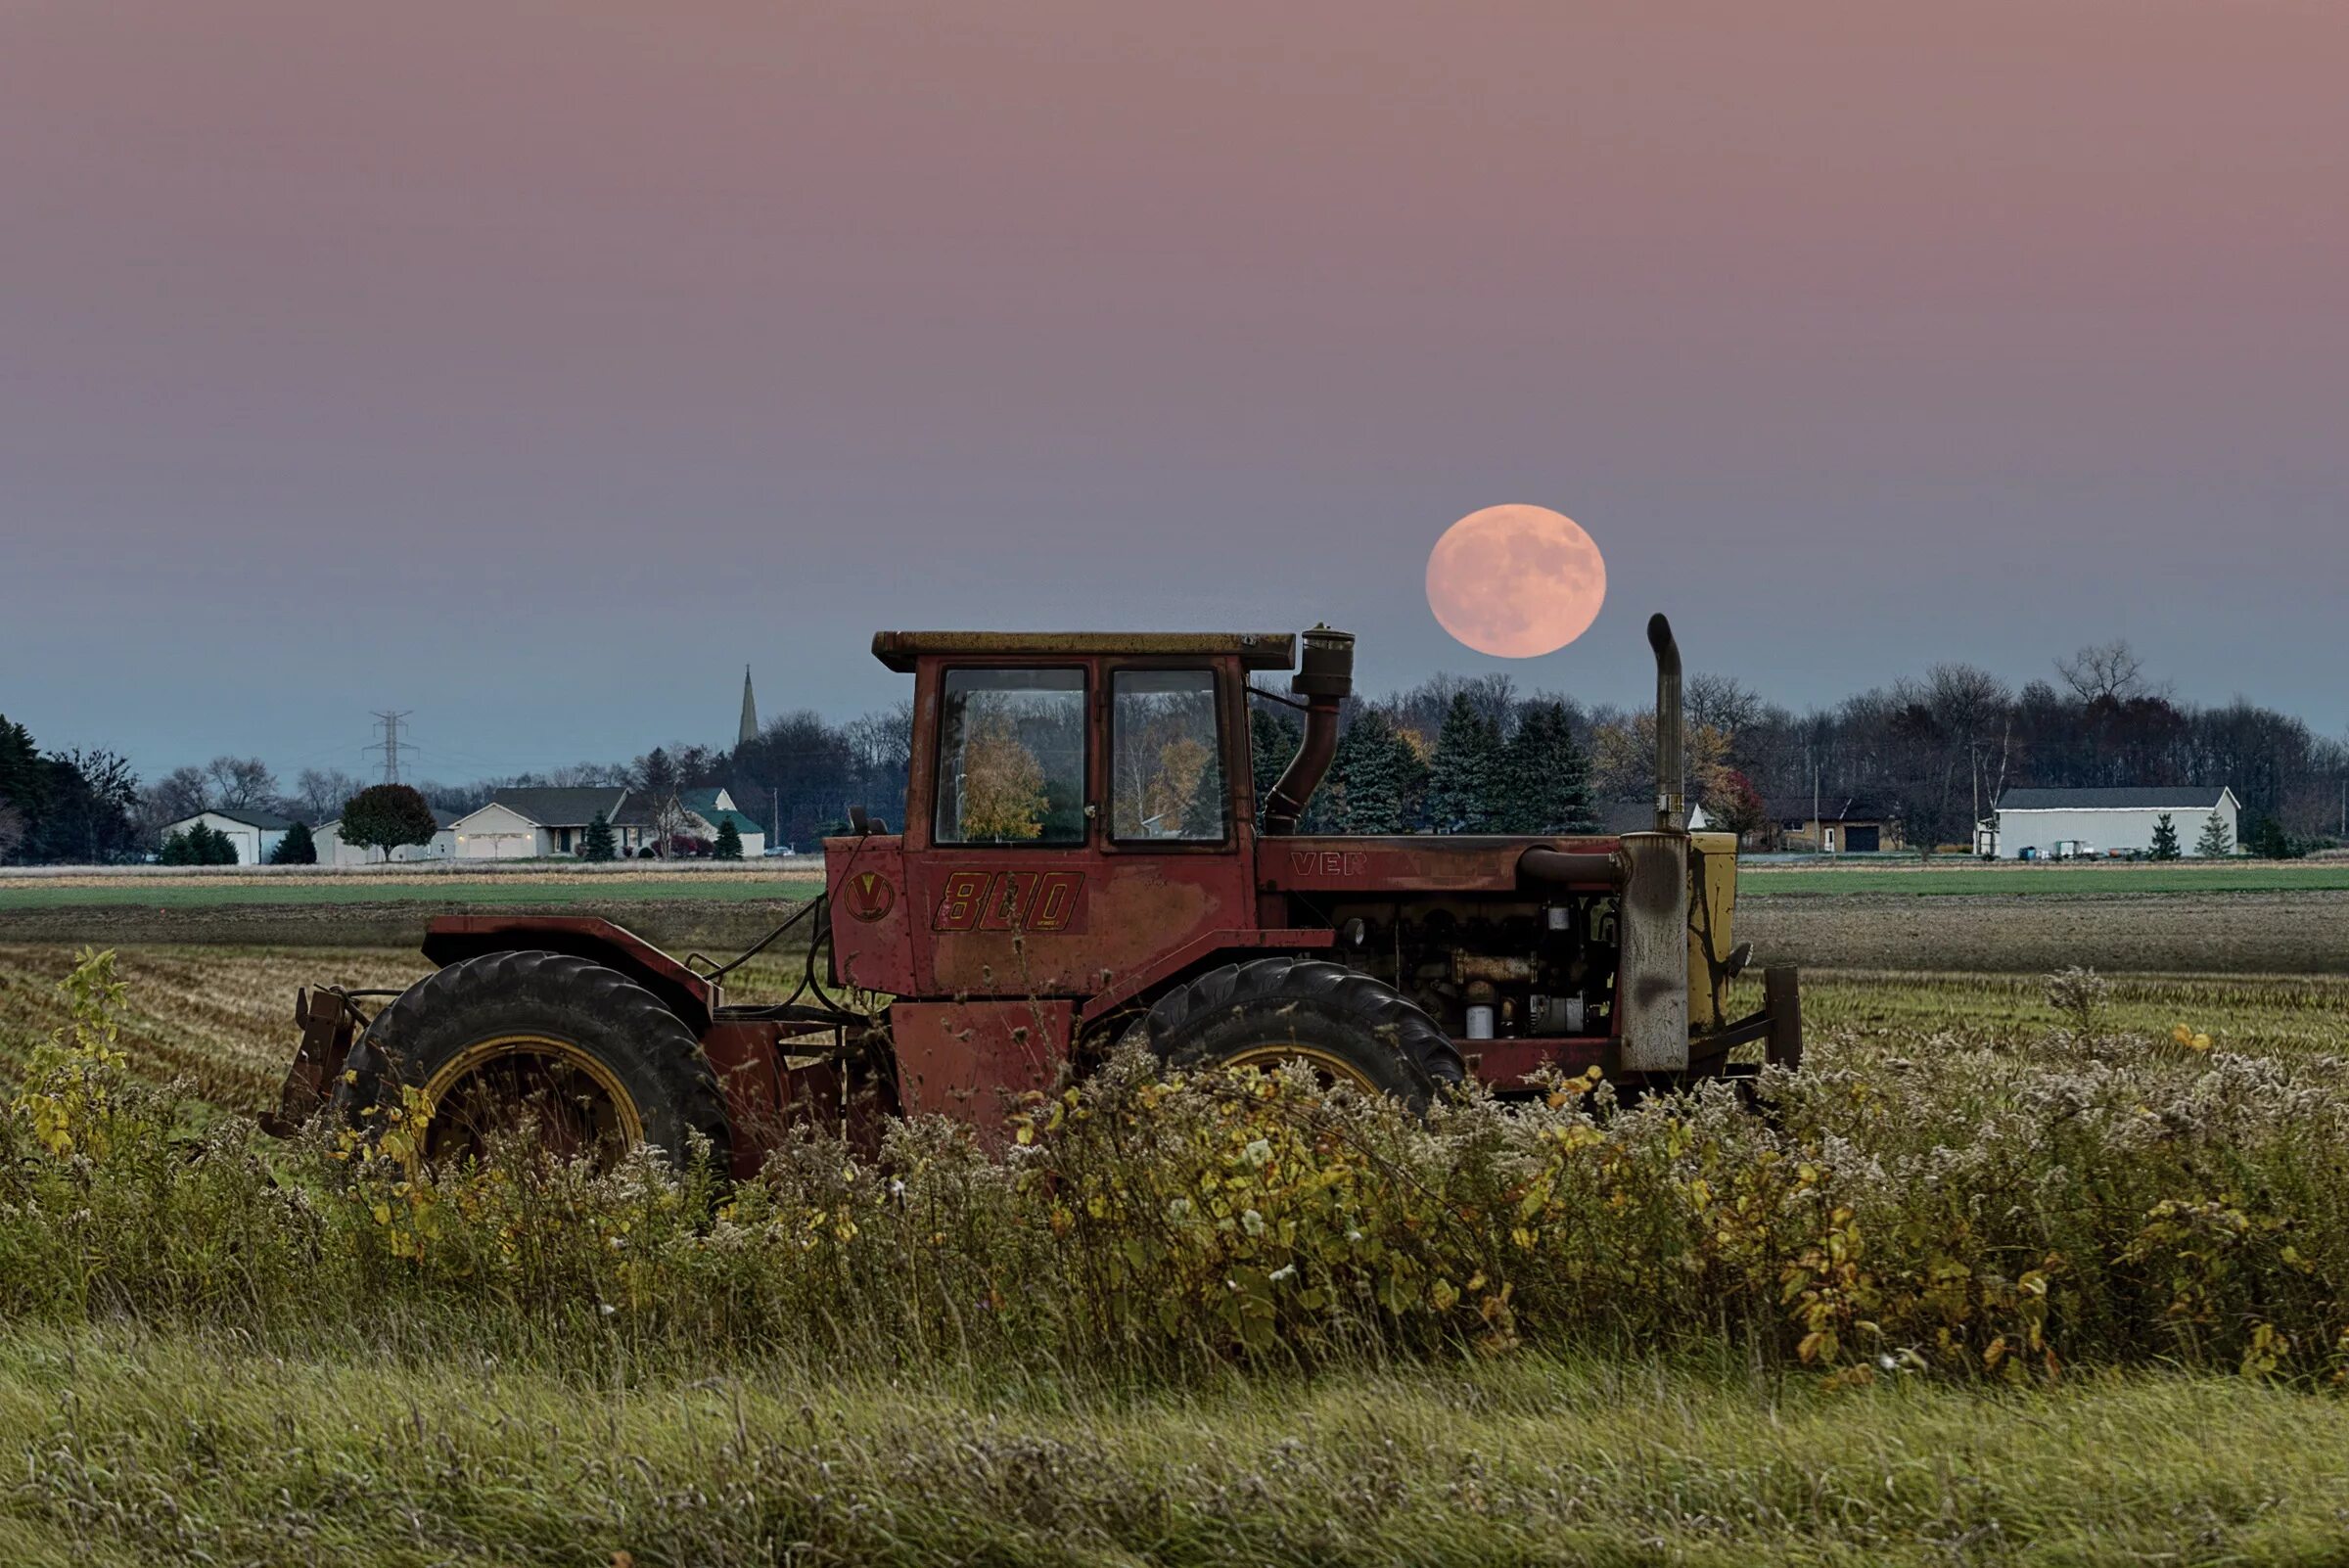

[934,669,1087,845]
[1111,669,1227,842]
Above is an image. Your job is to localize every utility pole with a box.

[365,711,414,785]
[1811,748,1822,856]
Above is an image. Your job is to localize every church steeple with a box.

[738,665,759,748]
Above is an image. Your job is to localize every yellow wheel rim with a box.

[418,1033,645,1160]
[1218,1042,1379,1092]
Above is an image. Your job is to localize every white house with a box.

[1989,786,2240,859]
[313,807,461,865]
[441,786,766,858]
[158,807,295,865]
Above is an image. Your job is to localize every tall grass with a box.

[5,950,2348,1388]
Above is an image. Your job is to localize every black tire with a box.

[339,950,729,1169]
[1138,956,1463,1111]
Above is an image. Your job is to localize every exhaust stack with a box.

[1619,612,1691,1073]
[1261,625,1354,835]
[1648,612,1683,833]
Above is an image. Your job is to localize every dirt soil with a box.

[1738,890,2349,975]
[7,887,2343,974]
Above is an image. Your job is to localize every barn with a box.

[157,807,294,866]
[1989,786,2239,859]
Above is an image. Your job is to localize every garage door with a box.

[462,833,532,858]
[1846,825,1880,853]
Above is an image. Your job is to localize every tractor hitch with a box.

[259,987,373,1136]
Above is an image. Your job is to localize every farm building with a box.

[312,807,462,865]
[156,807,296,865]
[1987,786,2238,859]
[1759,798,1903,853]
[442,786,764,858]
[682,788,768,855]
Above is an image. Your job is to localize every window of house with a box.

[934,669,1087,845]
[1110,669,1226,842]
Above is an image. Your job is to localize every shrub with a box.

[8,952,2349,1389]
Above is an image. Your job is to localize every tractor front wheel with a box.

[339,950,728,1170]
[1137,956,1463,1111]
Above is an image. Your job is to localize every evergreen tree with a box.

[1248,703,1301,816]
[712,814,744,859]
[582,810,618,861]
[270,820,317,864]
[2147,812,2181,861]
[2248,814,2293,859]
[189,824,240,864]
[1497,701,1596,833]
[2195,810,2234,858]
[158,829,193,866]
[1326,709,1406,833]
[1425,693,1502,833]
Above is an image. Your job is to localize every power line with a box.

[364,711,414,785]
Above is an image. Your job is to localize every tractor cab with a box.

[822,631,1312,1121]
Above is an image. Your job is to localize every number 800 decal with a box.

[932,869,1085,933]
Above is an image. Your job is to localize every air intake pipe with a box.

[1649,613,1684,833]
[1261,625,1354,835]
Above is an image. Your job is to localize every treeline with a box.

[5,637,2343,864]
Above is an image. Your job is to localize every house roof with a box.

[696,807,763,838]
[479,787,629,828]
[1765,797,1893,825]
[1997,786,2233,812]
[167,807,296,832]
[679,787,731,816]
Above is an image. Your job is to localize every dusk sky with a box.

[4,1,2344,782]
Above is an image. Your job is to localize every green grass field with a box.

[1743,862,2349,897]
[0,874,823,911]
[13,1326,2349,1566]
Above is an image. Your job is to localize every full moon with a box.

[1425,504,1607,658]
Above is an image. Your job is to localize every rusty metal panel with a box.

[1459,1036,1608,1089]
[1261,834,1621,894]
[1617,831,1689,1072]
[890,998,1074,1139]
[909,852,1251,996]
[825,835,915,994]
[873,630,1295,672]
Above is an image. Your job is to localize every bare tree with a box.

[0,800,23,859]
[204,755,278,809]
[2056,640,2149,704]
[1685,672,1766,743]
[294,767,364,823]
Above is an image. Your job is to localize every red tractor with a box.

[270,616,1800,1170]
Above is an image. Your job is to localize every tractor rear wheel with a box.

[1137,956,1463,1111]
[339,950,728,1170]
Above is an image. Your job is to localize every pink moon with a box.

[1425,504,1607,658]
